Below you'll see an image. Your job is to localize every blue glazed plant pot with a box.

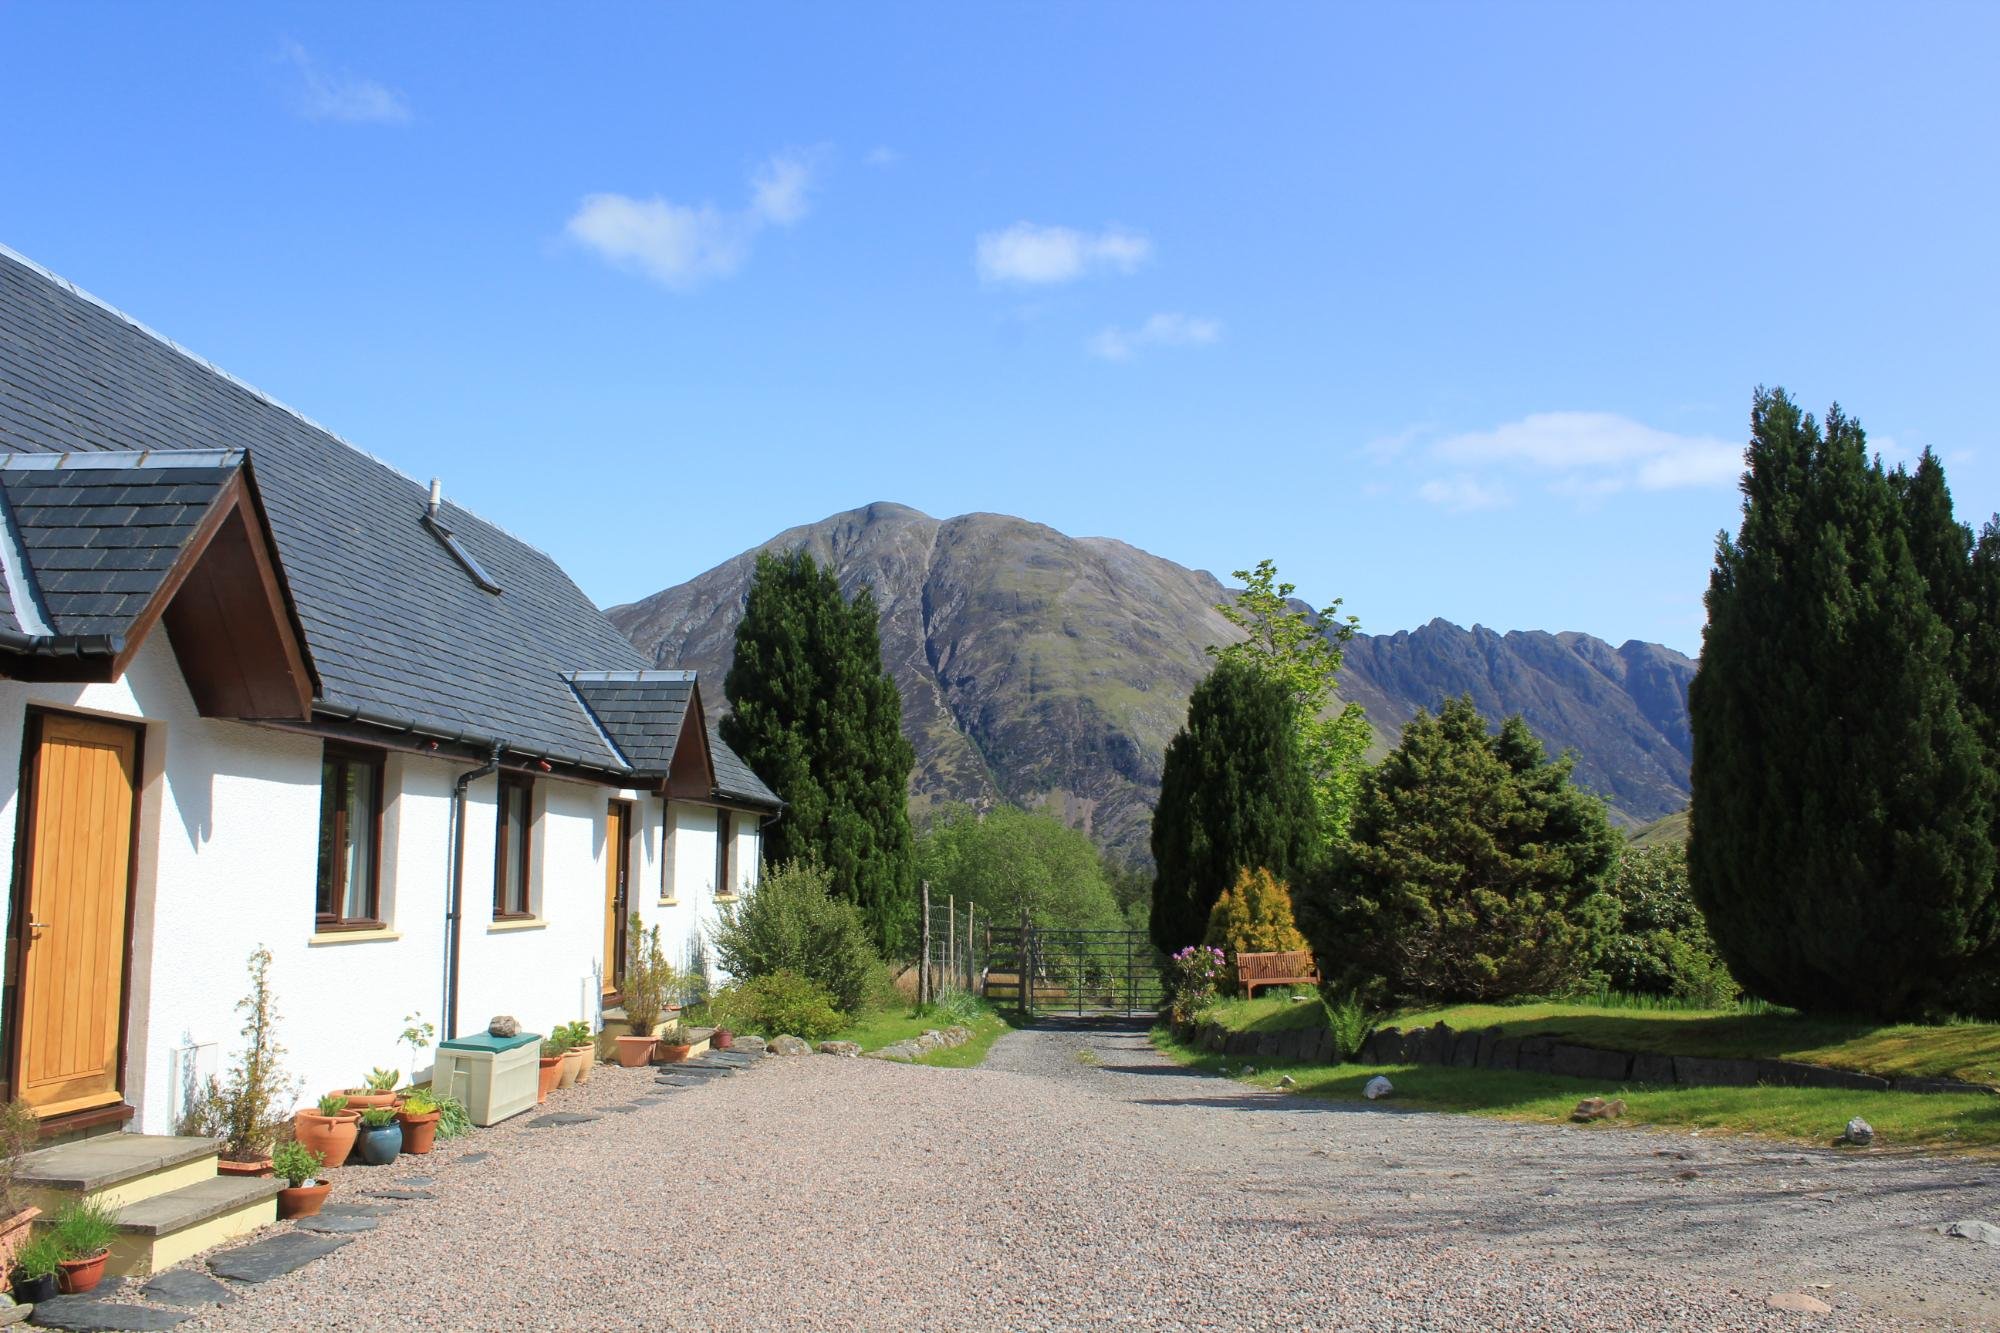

[355,1121,403,1166]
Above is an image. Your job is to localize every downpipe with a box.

[443,739,505,1040]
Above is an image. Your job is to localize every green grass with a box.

[1152,1025,2000,1152]
[1198,993,1329,1034]
[831,999,1016,1068]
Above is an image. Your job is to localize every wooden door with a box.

[11,713,140,1118]
[603,801,631,996]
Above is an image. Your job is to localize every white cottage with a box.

[0,246,778,1156]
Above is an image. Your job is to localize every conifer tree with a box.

[1689,390,2000,1017]
[1203,867,1311,960]
[1148,658,1317,954]
[722,549,917,954]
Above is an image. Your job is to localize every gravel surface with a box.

[132,1027,2000,1330]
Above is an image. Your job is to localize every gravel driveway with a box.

[149,1026,2000,1331]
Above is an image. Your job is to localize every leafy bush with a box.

[710,970,847,1043]
[1320,989,1373,1062]
[1167,945,1229,1025]
[621,915,677,1033]
[1593,844,1738,1007]
[914,990,983,1027]
[1203,867,1311,963]
[916,804,1125,932]
[271,1141,323,1188]
[713,859,876,1012]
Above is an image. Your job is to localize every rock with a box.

[1843,1116,1875,1146]
[817,1041,862,1057]
[360,1185,437,1200]
[1765,1293,1834,1314]
[0,1304,25,1328]
[13,1297,189,1330]
[868,1040,926,1061]
[732,1034,768,1054]
[294,1212,379,1234]
[486,1015,520,1037]
[525,1112,599,1129]
[1290,994,1308,1003]
[769,1035,812,1057]
[1935,1219,2000,1245]
[208,1230,353,1282]
[1277,1075,1297,1089]
[453,1151,494,1166]
[1363,1075,1393,1100]
[942,1025,974,1046]
[1242,1066,1256,1076]
[1571,1097,1627,1122]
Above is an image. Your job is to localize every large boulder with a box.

[818,1041,862,1058]
[769,1035,812,1057]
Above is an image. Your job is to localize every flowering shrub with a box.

[1168,945,1230,1024]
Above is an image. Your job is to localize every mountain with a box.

[607,502,1697,864]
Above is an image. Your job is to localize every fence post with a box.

[920,880,932,1006]
[947,894,956,992]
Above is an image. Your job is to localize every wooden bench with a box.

[1235,950,1320,996]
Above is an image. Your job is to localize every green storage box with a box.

[435,1030,541,1126]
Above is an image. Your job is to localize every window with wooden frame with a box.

[659,804,678,903]
[315,744,385,929]
[714,810,734,898]
[494,774,534,919]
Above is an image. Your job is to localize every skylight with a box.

[423,513,501,594]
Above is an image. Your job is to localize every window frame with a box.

[493,773,535,920]
[713,809,735,900]
[315,743,386,931]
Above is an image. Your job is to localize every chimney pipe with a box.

[427,477,442,518]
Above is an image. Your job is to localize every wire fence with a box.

[915,882,987,1004]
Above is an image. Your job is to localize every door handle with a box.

[28,920,49,939]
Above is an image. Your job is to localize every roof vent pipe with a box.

[427,477,442,518]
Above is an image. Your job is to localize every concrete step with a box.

[15,1133,223,1211]
[109,1174,283,1276]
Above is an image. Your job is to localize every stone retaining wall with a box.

[1176,1018,1997,1096]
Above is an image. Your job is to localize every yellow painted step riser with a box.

[19,1155,218,1214]
[105,1198,278,1277]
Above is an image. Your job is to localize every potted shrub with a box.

[293,1093,360,1170]
[554,1029,582,1090]
[536,1040,565,1103]
[182,947,299,1176]
[712,1027,735,1051]
[654,1020,695,1064]
[562,1021,596,1085]
[614,914,677,1066]
[272,1141,330,1220]
[353,1106,403,1166]
[337,1067,401,1113]
[396,1092,442,1155]
[51,1197,117,1294]
[0,1099,42,1278]
[9,1231,60,1305]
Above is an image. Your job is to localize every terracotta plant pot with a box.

[612,1034,656,1068]
[277,1179,332,1220]
[536,1055,563,1103]
[573,1042,595,1084]
[397,1108,441,1155]
[0,1204,40,1276]
[338,1089,400,1113]
[712,1028,735,1050]
[57,1249,108,1295]
[293,1109,361,1170]
[655,1042,693,1064]
[217,1157,273,1178]
[557,1046,582,1089]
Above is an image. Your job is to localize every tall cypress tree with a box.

[722,549,917,954]
[1149,658,1317,954]
[1689,390,2000,1018]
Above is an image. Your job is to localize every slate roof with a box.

[568,669,780,808]
[0,451,239,641]
[707,715,782,809]
[0,245,777,802]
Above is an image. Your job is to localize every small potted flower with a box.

[654,1019,695,1064]
[353,1106,403,1166]
[9,1231,60,1304]
[337,1067,401,1113]
[272,1141,330,1220]
[536,1040,565,1103]
[294,1092,360,1170]
[396,1091,442,1155]
[51,1198,117,1294]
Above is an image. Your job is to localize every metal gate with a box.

[985,925,1163,1019]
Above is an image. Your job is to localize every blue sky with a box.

[3,4,1996,656]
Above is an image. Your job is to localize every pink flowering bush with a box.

[1168,945,1230,1024]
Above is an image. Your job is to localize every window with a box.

[660,804,677,902]
[714,810,734,898]
[316,745,384,928]
[494,774,534,918]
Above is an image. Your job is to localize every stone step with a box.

[108,1175,283,1277]
[16,1134,224,1212]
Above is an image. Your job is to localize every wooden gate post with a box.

[920,880,931,1006]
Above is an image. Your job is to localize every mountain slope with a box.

[609,502,1696,863]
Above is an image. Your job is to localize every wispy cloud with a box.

[975,222,1152,285]
[1433,412,1743,492]
[567,151,819,290]
[1088,312,1221,361]
[1418,474,1512,512]
[280,40,409,125]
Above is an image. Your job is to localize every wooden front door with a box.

[603,801,631,996]
[10,712,140,1118]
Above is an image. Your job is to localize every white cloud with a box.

[1088,312,1221,361]
[1357,424,1430,465]
[280,40,409,124]
[975,223,1152,285]
[567,152,818,290]
[1433,411,1743,492]
[1418,474,1512,512]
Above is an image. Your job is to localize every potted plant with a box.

[293,1092,360,1170]
[614,914,677,1066]
[400,1012,436,1087]
[353,1106,403,1166]
[9,1232,60,1305]
[0,1099,42,1278]
[654,1019,695,1064]
[554,1028,582,1090]
[51,1198,117,1294]
[181,947,299,1176]
[712,1027,735,1051]
[396,1092,442,1155]
[337,1067,401,1113]
[272,1141,330,1220]
[536,1040,565,1103]
[562,1020,596,1085]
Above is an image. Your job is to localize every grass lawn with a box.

[1152,1025,2000,1152]
[832,1001,1016,1068]
[1198,992,1329,1033]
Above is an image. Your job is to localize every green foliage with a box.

[915,804,1123,932]
[362,1067,398,1093]
[50,1198,118,1259]
[399,1012,434,1075]
[1321,990,1373,1062]
[400,1091,438,1116]
[1209,558,1372,848]
[13,1231,62,1280]
[621,915,677,1033]
[431,1092,472,1141]
[1149,657,1319,954]
[722,547,918,954]
[1303,695,1621,1006]
[0,1098,38,1219]
[359,1106,398,1128]
[1167,945,1229,1024]
[1690,389,2000,1018]
[712,857,877,1012]
[188,947,299,1160]
[710,969,847,1043]
[1593,844,1738,1007]
[913,989,984,1027]
[271,1141,323,1188]
[315,1093,349,1117]
[1203,866,1311,960]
